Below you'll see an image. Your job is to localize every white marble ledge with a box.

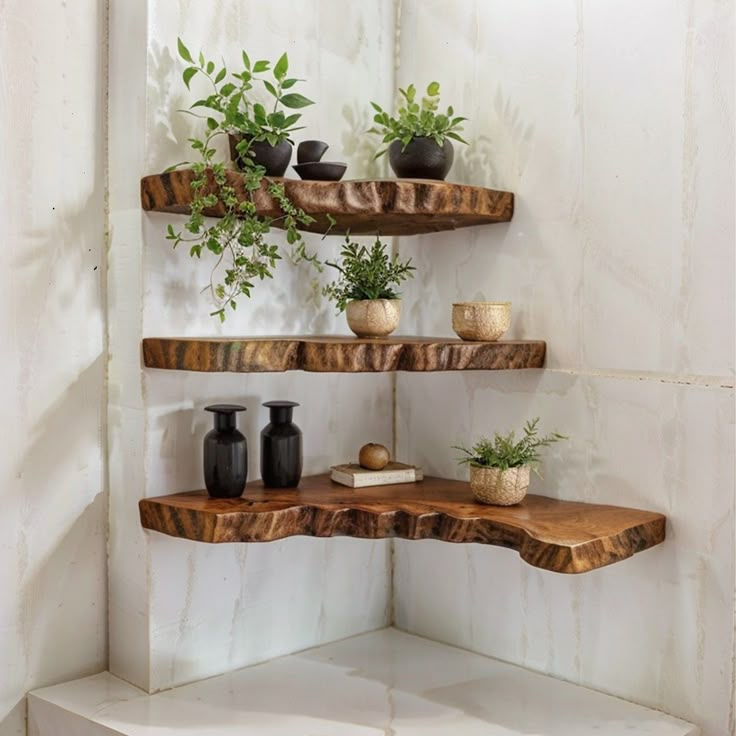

[29,628,698,736]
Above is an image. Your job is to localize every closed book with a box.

[330,462,423,488]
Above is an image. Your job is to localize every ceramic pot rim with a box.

[453,301,511,307]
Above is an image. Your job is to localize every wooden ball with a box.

[358,443,390,470]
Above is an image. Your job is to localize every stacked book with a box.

[330,462,423,488]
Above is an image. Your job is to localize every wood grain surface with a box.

[140,169,514,235]
[139,474,666,574]
[142,336,546,373]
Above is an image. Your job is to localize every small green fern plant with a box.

[454,418,567,476]
[322,236,415,312]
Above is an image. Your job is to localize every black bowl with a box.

[297,140,329,164]
[292,161,347,181]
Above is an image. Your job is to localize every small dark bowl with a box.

[293,161,347,181]
[297,140,330,164]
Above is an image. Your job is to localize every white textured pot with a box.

[346,299,402,338]
[470,464,530,505]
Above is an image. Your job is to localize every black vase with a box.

[388,137,454,180]
[228,134,292,176]
[261,401,302,488]
[203,404,247,498]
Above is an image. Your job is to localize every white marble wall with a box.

[109,0,396,693]
[0,1,108,734]
[392,2,735,735]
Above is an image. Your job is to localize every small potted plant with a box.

[167,40,322,320]
[177,39,314,176]
[369,82,468,180]
[323,236,415,338]
[454,419,567,505]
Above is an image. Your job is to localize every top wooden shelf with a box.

[140,169,514,235]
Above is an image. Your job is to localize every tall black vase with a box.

[260,401,302,488]
[203,404,247,498]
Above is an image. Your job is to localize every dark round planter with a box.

[388,137,454,180]
[203,404,248,498]
[228,134,293,177]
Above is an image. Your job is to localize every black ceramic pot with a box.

[203,404,247,498]
[228,134,293,176]
[260,401,302,488]
[388,137,454,180]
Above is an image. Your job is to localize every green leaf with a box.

[281,78,299,89]
[280,92,314,109]
[219,82,236,96]
[427,81,440,96]
[214,67,226,84]
[282,113,301,129]
[263,80,278,97]
[253,103,267,124]
[182,66,198,89]
[207,117,218,131]
[242,50,251,70]
[273,52,289,80]
[206,61,215,74]
[253,59,270,73]
[446,131,469,145]
[177,38,193,63]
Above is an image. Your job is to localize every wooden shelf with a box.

[142,336,546,373]
[140,169,514,235]
[139,474,666,574]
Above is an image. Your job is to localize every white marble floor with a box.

[29,628,698,735]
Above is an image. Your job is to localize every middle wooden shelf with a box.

[139,474,667,574]
[142,336,546,373]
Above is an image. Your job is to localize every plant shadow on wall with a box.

[454,87,534,189]
[146,41,203,173]
[341,103,383,179]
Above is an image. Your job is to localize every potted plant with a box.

[454,419,567,505]
[369,82,468,180]
[323,236,415,338]
[166,40,323,321]
[177,38,314,176]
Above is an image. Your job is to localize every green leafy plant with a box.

[177,38,314,147]
[369,81,468,157]
[166,39,323,321]
[322,236,415,312]
[454,419,567,475]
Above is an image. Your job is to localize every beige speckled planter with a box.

[470,464,530,505]
[346,299,402,338]
[452,301,511,342]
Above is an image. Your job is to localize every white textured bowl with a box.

[452,301,511,341]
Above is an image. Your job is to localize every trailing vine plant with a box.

[166,39,324,321]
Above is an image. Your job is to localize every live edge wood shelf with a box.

[140,169,514,235]
[139,474,666,574]
[142,336,546,373]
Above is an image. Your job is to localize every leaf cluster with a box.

[322,237,415,312]
[454,418,567,473]
[167,40,323,321]
[177,38,314,146]
[369,82,468,157]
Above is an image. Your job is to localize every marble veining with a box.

[29,629,698,736]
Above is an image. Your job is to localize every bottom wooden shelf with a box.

[139,474,665,574]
